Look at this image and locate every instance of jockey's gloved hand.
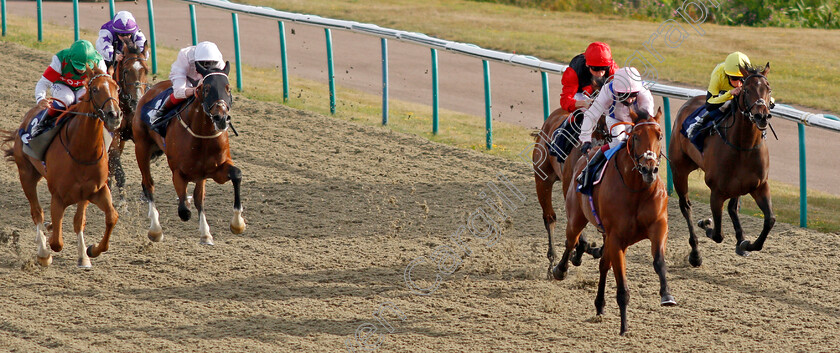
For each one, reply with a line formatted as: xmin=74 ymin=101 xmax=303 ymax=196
xmin=580 ymin=142 xmax=592 ymax=155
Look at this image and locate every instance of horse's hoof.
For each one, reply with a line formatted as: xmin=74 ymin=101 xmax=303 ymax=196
xmin=230 ymin=222 xmax=246 ymax=235
xmin=49 ymin=243 xmax=63 ymax=252
xmin=660 ymin=295 xmax=677 ymax=306
xmin=736 ymin=240 xmax=751 ymax=257
xmin=148 ymin=230 xmax=163 ymax=242
xmin=185 ymin=196 xmax=194 ymax=209
xmin=551 ymin=265 xmax=567 ymax=281
xmin=200 ymin=236 xmax=215 ymax=246
xmin=36 ymin=255 xmax=52 ymax=267
xmin=77 ymin=257 xmax=92 ymax=269
xmin=570 ymin=249 xmax=582 ymax=267
xmin=697 ymin=218 xmax=711 ymax=229
xmin=44 ymin=221 xmax=53 ymax=232
xmin=178 ymin=207 xmax=191 ymax=222
xmin=590 ymin=246 xmax=603 ymax=259
xmin=688 ymin=251 xmax=703 ymax=267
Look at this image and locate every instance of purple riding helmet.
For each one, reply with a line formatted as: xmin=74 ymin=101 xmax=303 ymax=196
xmin=112 ymin=11 xmax=138 ymax=36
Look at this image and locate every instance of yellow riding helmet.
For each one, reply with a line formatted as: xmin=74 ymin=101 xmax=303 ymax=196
xmin=724 ymin=52 xmax=751 ymax=77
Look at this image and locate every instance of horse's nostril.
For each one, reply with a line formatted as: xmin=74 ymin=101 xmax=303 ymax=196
xmin=653 ymin=167 xmax=659 ymax=174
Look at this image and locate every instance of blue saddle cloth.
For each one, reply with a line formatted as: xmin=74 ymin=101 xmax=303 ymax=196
xmin=578 ymin=142 xmax=624 ymax=196
xmin=20 ymin=109 xmax=68 ymax=160
xmin=680 ymin=105 xmax=714 ymax=152
xmin=139 ymin=88 xmax=192 ymax=138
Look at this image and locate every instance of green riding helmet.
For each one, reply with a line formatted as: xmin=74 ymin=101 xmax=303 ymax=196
xmin=68 ymin=40 xmax=103 ymax=72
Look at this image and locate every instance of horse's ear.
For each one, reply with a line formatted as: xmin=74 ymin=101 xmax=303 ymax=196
xmin=142 ymin=40 xmax=150 ymax=58
xmin=739 ymin=65 xmax=750 ymax=78
xmin=84 ymin=64 xmax=94 ymax=80
xmin=628 ymin=107 xmax=638 ymax=121
xmin=761 ymin=62 xmax=770 ymax=76
xmin=655 ymin=106 xmax=664 ymax=122
xmin=223 ymin=61 xmax=231 ymax=76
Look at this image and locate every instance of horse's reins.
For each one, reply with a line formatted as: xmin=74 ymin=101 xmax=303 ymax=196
xmin=57 ymin=73 xmax=119 ymax=165
xmin=176 ymin=72 xmax=232 ymax=139
xmin=117 ymin=55 xmax=151 ymax=111
xmin=616 ymin=120 xmax=663 ymax=193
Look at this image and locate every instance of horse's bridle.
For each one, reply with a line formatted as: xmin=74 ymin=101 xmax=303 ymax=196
xmin=735 ymin=73 xmax=772 ymax=131
xmin=625 ymin=121 xmax=663 ymax=175
xmin=196 ymin=72 xmax=232 ymax=118
xmin=117 ymin=56 xmax=150 ymax=110
xmin=56 ymin=73 xmax=121 ymax=122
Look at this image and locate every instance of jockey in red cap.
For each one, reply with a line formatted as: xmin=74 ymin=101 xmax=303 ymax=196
xmin=559 ymin=42 xmax=619 ymax=114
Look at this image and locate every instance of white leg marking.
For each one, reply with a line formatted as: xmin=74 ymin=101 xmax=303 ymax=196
xmin=148 ymin=201 xmax=163 ymax=242
xmin=199 ymin=210 xmax=214 ymax=245
xmin=35 ymin=223 xmax=52 ymax=266
xmin=77 ymin=231 xmax=91 ymax=269
xmin=230 ymin=207 xmax=246 ymax=234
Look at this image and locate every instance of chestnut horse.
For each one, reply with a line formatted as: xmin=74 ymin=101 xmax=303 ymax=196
xmin=533 ymin=77 xmax=609 ymax=278
xmin=2 ymin=67 xmax=121 ymax=268
xmin=132 ymin=61 xmax=245 ymax=245
xmin=668 ymin=64 xmax=774 ymax=266
xmin=553 ymin=108 xmax=675 ymax=335
xmin=108 ymin=40 xmax=151 ymax=200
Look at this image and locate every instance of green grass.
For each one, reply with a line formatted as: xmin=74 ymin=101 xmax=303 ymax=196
xmin=2 ymin=13 xmax=838 ymax=233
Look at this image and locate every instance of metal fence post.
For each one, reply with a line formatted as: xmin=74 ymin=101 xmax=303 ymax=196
xmin=2 ymin=0 xmax=8 ymax=36
xmin=799 ymin=123 xmax=807 ymax=227
xmin=381 ymin=38 xmax=388 ymax=125
xmin=431 ymin=48 xmax=439 ymax=135
xmin=483 ymin=60 xmax=492 ymax=150
xmin=146 ymin=0 xmax=157 ymax=74
xmin=663 ymin=97 xmax=673 ymax=195
xmin=278 ymin=21 xmax=289 ymax=102
xmin=232 ymin=13 xmax=242 ymax=92
xmin=189 ymin=4 xmax=198 ymax=46
xmin=36 ymin=0 xmax=42 ymax=42
xmin=541 ymin=71 xmax=550 ymax=120
xmin=325 ymin=28 xmax=336 ymax=114
xmin=72 ymin=0 xmax=79 ymax=41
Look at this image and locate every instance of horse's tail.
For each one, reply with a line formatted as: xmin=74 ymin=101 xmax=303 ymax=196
xmin=0 ymin=129 xmax=18 ymax=163
xmin=530 ymin=130 xmax=540 ymax=142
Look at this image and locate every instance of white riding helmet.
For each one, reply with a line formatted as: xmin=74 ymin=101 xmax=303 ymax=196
xmin=194 ymin=41 xmax=223 ymax=63
xmin=612 ymin=67 xmax=645 ymax=93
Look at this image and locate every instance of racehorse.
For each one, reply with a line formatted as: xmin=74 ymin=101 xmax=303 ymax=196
xmin=533 ymin=76 xmax=609 ymax=278
xmin=553 ymin=107 xmax=675 ymax=335
xmin=132 ymin=61 xmax=245 ymax=245
xmin=2 ymin=67 xmax=121 ymax=268
xmin=108 ymin=40 xmax=150 ymax=200
xmin=668 ymin=63 xmax=774 ymax=266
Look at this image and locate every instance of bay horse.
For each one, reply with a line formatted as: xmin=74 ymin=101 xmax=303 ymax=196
xmin=533 ymin=77 xmax=609 ymax=278
xmin=108 ymin=40 xmax=151 ymax=200
xmin=668 ymin=63 xmax=774 ymax=267
xmin=2 ymin=67 xmax=121 ymax=268
xmin=132 ymin=61 xmax=245 ymax=245
xmin=553 ymin=107 xmax=675 ymax=336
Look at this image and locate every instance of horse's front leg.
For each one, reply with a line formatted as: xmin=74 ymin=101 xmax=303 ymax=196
xmin=552 ymin=203 xmax=587 ymax=281
xmin=211 ymin=162 xmax=245 ymax=235
xmin=135 ymin=140 xmax=162 ymax=241
xmin=611 ymin=241 xmax=630 ymax=336
xmin=172 ymin=172 xmax=192 ymax=222
xmin=193 ymin=179 xmax=214 ymax=245
xmin=727 ymin=197 xmax=749 ymax=256
xmin=87 ymin=186 xmax=118 ymax=259
xmin=73 ymin=201 xmax=92 ymax=268
xmin=700 ymin=191 xmax=725 ymax=244
xmin=48 ymin=195 xmax=67 ymax=253
xmin=738 ymin=182 xmax=775 ymax=253
xmin=649 ymin=220 xmax=676 ymax=306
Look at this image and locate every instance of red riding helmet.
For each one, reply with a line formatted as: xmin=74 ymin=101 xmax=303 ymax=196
xmin=584 ymin=42 xmax=613 ymax=67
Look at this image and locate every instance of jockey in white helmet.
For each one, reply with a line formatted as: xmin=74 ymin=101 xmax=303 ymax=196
xmin=95 ymin=11 xmax=147 ymax=69
xmin=149 ymin=41 xmax=225 ymax=124
xmin=576 ymin=67 xmax=655 ymax=186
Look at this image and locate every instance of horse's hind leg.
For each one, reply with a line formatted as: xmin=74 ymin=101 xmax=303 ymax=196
xmin=738 ymin=182 xmax=775 ymax=253
xmin=535 ymin=172 xmax=558 ymax=278
xmin=73 ymin=201 xmax=92 ymax=268
xmin=17 ymin=162 xmax=50 ymax=266
xmin=87 ymin=186 xmax=118 ymax=258
xmin=192 ymin=179 xmax=213 ymax=245
xmin=552 ymin=204 xmax=587 ymax=281
xmin=727 ymin=197 xmax=749 ymax=256
xmin=594 ymin=241 xmax=614 ymax=316
xmin=135 ymin=141 xmax=162 ymax=241
xmin=211 ymin=163 xmax=245 ymax=235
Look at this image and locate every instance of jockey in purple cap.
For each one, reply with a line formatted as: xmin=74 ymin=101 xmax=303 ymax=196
xmin=95 ymin=11 xmax=147 ymax=70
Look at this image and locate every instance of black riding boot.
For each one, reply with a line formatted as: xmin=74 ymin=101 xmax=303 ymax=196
xmin=31 ymin=102 xmax=63 ymax=137
xmin=149 ymin=95 xmax=178 ymax=125
xmin=576 ymin=149 xmax=606 ymax=187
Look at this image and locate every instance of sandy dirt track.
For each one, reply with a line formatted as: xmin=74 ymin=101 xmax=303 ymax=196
xmin=1 ymin=42 xmax=840 ymax=352
xmin=4 ymin=0 xmax=840 ymax=195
